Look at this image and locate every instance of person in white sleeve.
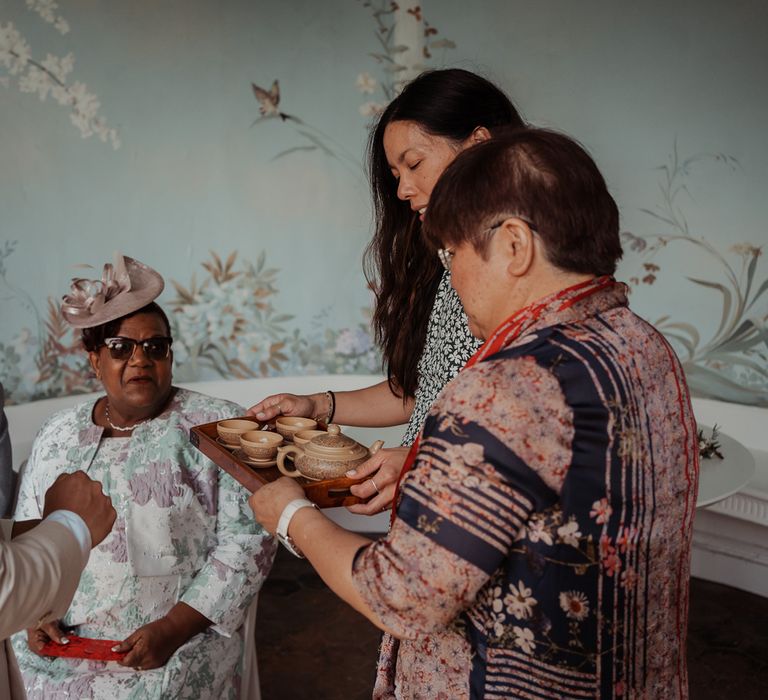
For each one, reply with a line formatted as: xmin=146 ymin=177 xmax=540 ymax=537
xmin=0 ymin=471 xmax=116 ymax=700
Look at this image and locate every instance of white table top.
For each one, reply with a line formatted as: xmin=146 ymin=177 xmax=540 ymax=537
xmin=696 ymin=425 xmax=756 ymax=508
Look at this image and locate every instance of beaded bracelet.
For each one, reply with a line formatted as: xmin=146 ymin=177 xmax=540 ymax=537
xmin=315 ymin=390 xmax=335 ymax=424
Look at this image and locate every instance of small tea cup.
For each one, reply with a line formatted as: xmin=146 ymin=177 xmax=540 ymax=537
xmin=217 ymin=419 xmax=261 ymax=446
xmin=293 ymin=429 xmax=326 ymax=447
xmin=240 ymin=430 xmax=283 ymax=461
xmin=275 ymin=416 xmax=318 ymax=442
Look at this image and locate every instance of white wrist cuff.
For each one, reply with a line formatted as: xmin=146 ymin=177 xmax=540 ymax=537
xmin=276 ymin=498 xmax=318 ymax=558
xmin=46 ymin=510 xmax=92 ymax=568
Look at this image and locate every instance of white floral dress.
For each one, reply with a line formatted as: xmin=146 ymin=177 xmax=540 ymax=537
xmin=12 ymin=388 xmax=277 ymax=700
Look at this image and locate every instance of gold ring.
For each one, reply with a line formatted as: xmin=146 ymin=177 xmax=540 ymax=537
xmin=370 ymin=478 xmax=380 ymax=494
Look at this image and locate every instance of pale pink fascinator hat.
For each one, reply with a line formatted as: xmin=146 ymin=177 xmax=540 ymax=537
xmin=61 ymin=253 xmax=165 ymax=329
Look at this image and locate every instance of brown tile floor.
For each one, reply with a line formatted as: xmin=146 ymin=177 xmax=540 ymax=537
xmin=255 ymin=546 xmax=381 ymax=700
xmin=687 ymin=578 xmax=768 ymax=699
xmin=256 ymin=547 xmax=768 ymax=699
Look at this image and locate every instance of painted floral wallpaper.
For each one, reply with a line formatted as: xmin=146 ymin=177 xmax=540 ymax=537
xmin=621 ymin=148 xmax=767 ymax=405
xmin=1 ymin=0 xmax=766 ymax=406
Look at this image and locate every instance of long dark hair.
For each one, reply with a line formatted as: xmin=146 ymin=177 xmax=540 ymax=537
xmin=364 ymin=69 xmax=525 ymax=398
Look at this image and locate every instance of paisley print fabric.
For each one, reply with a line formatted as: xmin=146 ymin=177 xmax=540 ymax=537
xmin=12 ymin=388 xmax=277 ymax=699
xmin=402 ymin=269 xmax=481 ymax=446
xmin=353 ymin=281 xmax=699 ymax=699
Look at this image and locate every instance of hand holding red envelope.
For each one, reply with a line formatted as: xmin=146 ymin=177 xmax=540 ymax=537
xmin=39 ymin=635 xmax=127 ymax=662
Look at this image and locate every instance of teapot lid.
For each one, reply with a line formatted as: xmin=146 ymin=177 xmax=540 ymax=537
xmin=304 ymin=424 xmax=368 ymax=460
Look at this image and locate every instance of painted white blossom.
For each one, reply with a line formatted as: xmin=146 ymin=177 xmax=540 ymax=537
xmin=0 ymin=22 xmax=31 ymax=74
xmin=49 ymin=82 xmax=67 ymax=104
xmin=94 ymin=117 xmax=120 ymax=148
xmin=18 ymin=53 xmax=73 ymax=101
xmin=18 ymin=65 xmax=48 ymax=96
xmin=359 ymin=100 xmax=384 ymax=117
xmin=70 ymin=80 xmax=99 ymax=113
xmin=68 ymin=80 xmax=102 ymax=137
xmin=1 ymin=21 xmax=119 ymax=148
xmin=356 ymin=71 xmax=377 ymax=94
xmin=26 ymin=0 xmax=70 ymax=35
xmin=42 ymin=52 xmax=74 ymax=81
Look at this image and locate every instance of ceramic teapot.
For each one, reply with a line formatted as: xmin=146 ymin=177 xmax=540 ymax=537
xmin=277 ymin=424 xmax=384 ymax=481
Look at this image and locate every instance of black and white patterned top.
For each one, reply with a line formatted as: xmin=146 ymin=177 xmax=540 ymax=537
xmin=401 ymin=270 xmax=481 ymax=446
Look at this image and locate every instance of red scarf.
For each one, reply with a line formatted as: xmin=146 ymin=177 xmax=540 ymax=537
xmin=390 ymin=275 xmax=615 ymax=526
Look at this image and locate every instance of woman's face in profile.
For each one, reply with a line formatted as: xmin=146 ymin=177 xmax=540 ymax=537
xmin=383 ymin=120 xmax=463 ymax=222
xmin=89 ymin=312 xmax=173 ymax=415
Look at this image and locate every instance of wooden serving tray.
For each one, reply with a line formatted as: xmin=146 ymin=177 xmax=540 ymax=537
xmin=189 ymin=418 xmax=367 ymax=508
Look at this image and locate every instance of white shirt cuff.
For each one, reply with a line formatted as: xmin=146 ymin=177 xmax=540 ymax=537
xmin=45 ymin=510 xmax=92 ymax=568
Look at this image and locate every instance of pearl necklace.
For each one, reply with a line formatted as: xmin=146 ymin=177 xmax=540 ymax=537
xmin=104 ymin=402 xmax=149 ymax=432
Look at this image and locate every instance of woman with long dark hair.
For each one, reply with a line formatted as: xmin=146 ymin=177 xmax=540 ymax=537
xmin=249 ymin=69 xmax=525 ymax=513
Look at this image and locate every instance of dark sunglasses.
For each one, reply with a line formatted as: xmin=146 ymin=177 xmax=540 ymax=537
xmin=102 ymin=336 xmax=173 ymax=361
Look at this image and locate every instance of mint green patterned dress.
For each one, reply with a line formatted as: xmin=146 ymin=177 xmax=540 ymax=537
xmin=12 ymin=388 xmax=276 ymax=700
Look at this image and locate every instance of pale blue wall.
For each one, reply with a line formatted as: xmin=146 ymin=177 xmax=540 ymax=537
xmin=1 ymin=0 xmax=766 ymax=405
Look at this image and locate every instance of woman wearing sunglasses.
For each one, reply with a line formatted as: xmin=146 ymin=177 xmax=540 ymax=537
xmin=12 ymin=255 xmax=275 ymax=700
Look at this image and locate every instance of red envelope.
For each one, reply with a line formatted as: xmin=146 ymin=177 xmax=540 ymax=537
xmin=39 ymin=635 xmax=126 ymax=662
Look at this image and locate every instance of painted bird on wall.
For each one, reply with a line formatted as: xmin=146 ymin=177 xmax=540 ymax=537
xmin=251 ymin=80 xmax=295 ymax=122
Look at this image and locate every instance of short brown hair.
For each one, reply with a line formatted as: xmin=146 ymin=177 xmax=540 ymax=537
xmin=423 ymin=128 xmax=623 ymax=276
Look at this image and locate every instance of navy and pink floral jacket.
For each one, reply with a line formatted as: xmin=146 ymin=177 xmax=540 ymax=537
xmin=354 ymin=279 xmax=699 ymax=699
